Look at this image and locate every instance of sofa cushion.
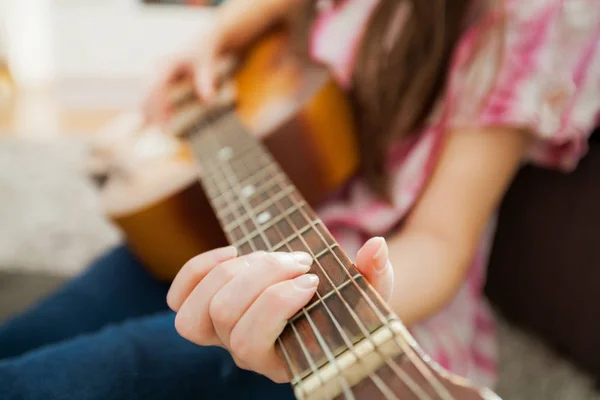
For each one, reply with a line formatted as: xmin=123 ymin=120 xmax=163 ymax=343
xmin=486 ymin=128 xmax=600 ymax=383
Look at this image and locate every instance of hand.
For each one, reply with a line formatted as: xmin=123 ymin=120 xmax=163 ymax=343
xmin=167 ymin=237 xmax=394 ymax=383
xmin=142 ymin=36 xmax=225 ymax=125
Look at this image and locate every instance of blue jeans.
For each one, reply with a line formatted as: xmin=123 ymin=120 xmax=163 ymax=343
xmin=0 ymin=246 xmax=295 ymax=400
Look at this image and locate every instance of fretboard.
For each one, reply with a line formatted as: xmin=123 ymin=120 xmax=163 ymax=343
xmin=187 ymin=110 xmax=463 ymax=400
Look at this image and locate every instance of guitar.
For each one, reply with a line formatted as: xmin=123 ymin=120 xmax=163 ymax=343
xmin=94 ymin=30 xmax=501 ymax=400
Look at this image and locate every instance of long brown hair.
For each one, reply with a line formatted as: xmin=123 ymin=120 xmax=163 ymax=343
xmin=294 ymin=0 xmax=471 ymax=199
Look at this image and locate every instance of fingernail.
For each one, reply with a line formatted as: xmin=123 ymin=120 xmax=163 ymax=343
xmin=291 ymin=252 xmax=313 ymax=266
xmin=379 ymin=261 xmax=392 ymax=275
xmin=269 ymin=252 xmax=296 ymax=266
xmin=293 ymin=274 xmax=319 ymax=290
xmin=372 ymin=237 xmax=388 ymax=272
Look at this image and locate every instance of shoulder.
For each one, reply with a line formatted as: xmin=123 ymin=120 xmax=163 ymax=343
xmin=447 ymin=0 xmax=600 ymax=170
xmin=309 ymin=0 xmax=380 ymax=87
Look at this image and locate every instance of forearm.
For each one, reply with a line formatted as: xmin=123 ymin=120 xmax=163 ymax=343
xmin=386 ymin=230 xmax=473 ymax=327
xmin=213 ymin=0 xmax=293 ymax=52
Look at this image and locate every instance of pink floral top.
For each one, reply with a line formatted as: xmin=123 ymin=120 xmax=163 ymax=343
xmin=311 ymin=0 xmax=600 ymax=388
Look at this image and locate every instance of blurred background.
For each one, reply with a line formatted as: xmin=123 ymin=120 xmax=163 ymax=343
xmin=0 ymin=0 xmax=216 ymax=138
xmin=1 ymin=1 xmax=600 ymax=399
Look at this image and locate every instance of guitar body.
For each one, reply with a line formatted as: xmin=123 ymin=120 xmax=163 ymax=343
xmin=100 ymin=31 xmax=360 ymax=282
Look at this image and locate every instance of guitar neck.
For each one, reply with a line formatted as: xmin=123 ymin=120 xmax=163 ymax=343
xmin=187 ymin=110 xmax=489 ymax=400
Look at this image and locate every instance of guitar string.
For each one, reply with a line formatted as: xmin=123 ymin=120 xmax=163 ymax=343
xmin=212 ymin=115 xmax=437 ymax=399
xmin=290 ymin=194 xmax=454 ymax=400
xmin=292 ymin=201 xmax=457 ymax=398
xmin=217 ymin=114 xmax=437 ymax=400
xmin=220 ymin=112 xmax=455 ymax=400
xmin=194 ymin=147 xmax=318 ymax=398
xmin=212 ymin=166 xmax=284 ymax=230
xmin=258 ymin=180 xmax=438 ymax=400
xmin=255 ymin=177 xmax=402 ymax=400
xmin=190 ymin=106 xmax=455 ymax=400
xmin=209 ymin=112 xmax=453 ymax=400
xmin=201 ymin=122 xmax=358 ymax=400
xmin=232 ymin=130 xmax=402 ymax=400
xmin=194 ymin=117 xmax=358 ymax=399
xmin=255 ymin=178 xmax=433 ymax=400
xmin=187 ymin=122 xmax=308 ymax=396
xmin=198 ymin=164 xmax=315 ymax=399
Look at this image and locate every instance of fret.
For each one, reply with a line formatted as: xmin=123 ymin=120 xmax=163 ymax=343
xmin=210 ymin=164 xmax=281 ymax=204
xmin=298 ymin=322 xmax=408 ymax=400
xmin=205 ymin=150 xmax=270 ymax=181
xmin=237 ymin=237 xmax=261 ymax=255
xmin=224 ymin=188 xmax=297 ymax=236
xmin=191 ymin=131 xmax=256 ymax=162
xmin=199 ymin=166 xmax=290 ymax=231
xmin=290 ymin=273 xmax=363 ymax=321
xmin=248 ymin=233 xmax=269 ymax=252
xmin=200 ymin=159 xmax=264 ymax=198
xmin=271 ymin=222 xmax=334 ymax=253
xmin=195 ymin=128 xmax=265 ymax=166
xmin=330 ymin=354 xmax=429 ymax=400
xmin=219 ymin=182 xmax=293 ymax=229
xmin=201 ymin=160 xmax=253 ymax=240
xmin=230 ymin=156 xmax=271 ymax=182
xmin=281 ymin=274 xmax=390 ymax=381
xmin=233 ymin=159 xmax=283 ymax=186
xmin=230 ymin=201 xmax=308 ymax=249
xmin=247 ymin=196 xmax=357 ymax=297
xmin=329 ymin=348 xmax=472 ymax=400
xmin=312 ymin=246 xmax=357 ymax=296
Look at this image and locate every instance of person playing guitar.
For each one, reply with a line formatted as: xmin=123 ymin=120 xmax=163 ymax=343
xmin=1 ymin=0 xmax=599 ymax=399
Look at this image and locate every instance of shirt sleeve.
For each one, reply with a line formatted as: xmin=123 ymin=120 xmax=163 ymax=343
xmin=446 ymin=0 xmax=600 ymax=171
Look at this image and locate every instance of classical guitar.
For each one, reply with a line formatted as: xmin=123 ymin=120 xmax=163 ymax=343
xmin=95 ymin=30 xmax=501 ymax=400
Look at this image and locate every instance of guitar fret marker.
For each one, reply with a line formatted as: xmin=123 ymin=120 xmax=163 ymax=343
xmin=230 ymin=202 xmax=309 ymax=248
xmin=212 ymin=165 xmax=281 ymax=202
xmin=257 ymin=211 xmax=271 ymax=224
xmin=218 ymin=146 xmax=233 ymax=161
xmin=222 ymin=186 xmax=294 ymax=230
xmin=241 ymin=185 xmax=255 ymax=197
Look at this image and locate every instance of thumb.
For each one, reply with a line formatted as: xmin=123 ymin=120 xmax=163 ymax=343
xmin=355 ymin=237 xmax=394 ymax=302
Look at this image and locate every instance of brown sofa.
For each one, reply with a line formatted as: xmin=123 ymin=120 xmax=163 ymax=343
xmin=486 ymin=128 xmax=600 ymax=384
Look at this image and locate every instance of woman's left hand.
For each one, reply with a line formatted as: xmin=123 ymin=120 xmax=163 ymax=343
xmin=166 ymin=236 xmax=394 ymax=383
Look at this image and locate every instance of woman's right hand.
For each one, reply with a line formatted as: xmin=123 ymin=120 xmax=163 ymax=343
xmin=143 ymin=35 xmax=225 ymax=125
xmin=142 ymin=0 xmax=293 ymax=125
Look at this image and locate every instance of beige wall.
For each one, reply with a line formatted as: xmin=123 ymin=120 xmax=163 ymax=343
xmin=3 ymin=0 xmax=214 ymax=110
xmin=4 ymin=0 xmax=214 ymax=85
xmin=52 ymin=1 xmax=214 ymax=80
